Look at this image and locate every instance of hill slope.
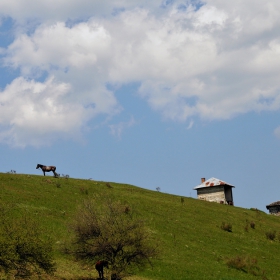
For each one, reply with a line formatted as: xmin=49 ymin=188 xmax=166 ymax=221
xmin=0 ymin=173 xmax=280 ymax=280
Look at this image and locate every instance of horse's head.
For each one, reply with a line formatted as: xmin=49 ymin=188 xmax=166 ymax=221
xmin=36 ymin=164 xmax=40 ymax=169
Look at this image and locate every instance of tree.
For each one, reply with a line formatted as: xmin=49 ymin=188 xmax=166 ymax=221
xmin=70 ymin=197 xmax=158 ymax=279
xmin=0 ymin=206 xmax=56 ymax=279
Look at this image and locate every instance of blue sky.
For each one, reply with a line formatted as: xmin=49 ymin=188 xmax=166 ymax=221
xmin=1 ymin=0 xmax=280 ymax=213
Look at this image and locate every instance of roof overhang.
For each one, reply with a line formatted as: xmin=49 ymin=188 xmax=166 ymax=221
xmin=193 ymin=177 xmax=235 ymax=190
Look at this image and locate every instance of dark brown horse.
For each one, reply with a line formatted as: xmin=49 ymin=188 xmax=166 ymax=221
xmin=36 ymin=164 xmax=57 ymax=176
xmin=95 ymin=260 xmax=109 ymax=279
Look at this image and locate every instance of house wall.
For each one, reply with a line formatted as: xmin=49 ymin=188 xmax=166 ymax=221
xmin=197 ymin=186 xmax=226 ymax=204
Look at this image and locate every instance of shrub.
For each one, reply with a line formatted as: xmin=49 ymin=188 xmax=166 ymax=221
xmin=244 ymin=220 xmax=255 ymax=232
xmin=250 ymin=221 xmax=255 ymax=229
xmin=221 ymin=222 xmax=232 ymax=232
xmin=225 ymin=255 xmax=260 ymax=276
xmin=0 ymin=206 xmax=55 ymax=278
xmin=265 ymin=230 xmax=276 ymax=241
xmin=69 ymin=197 xmax=158 ymax=279
xmin=180 ymin=197 xmax=184 ymax=205
xmin=79 ymin=187 xmax=89 ymax=195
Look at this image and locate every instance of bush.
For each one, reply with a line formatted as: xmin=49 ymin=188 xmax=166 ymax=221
xmin=0 ymin=206 xmax=55 ymax=278
xmin=225 ymin=255 xmax=260 ymax=276
xmin=221 ymin=222 xmax=232 ymax=232
xmin=244 ymin=220 xmax=255 ymax=232
xmin=69 ymin=197 xmax=158 ymax=279
xmin=265 ymin=230 xmax=276 ymax=241
xmin=79 ymin=187 xmax=89 ymax=195
xmin=250 ymin=221 xmax=255 ymax=229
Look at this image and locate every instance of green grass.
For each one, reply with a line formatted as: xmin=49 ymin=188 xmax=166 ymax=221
xmin=1 ymin=172 xmax=280 ymax=279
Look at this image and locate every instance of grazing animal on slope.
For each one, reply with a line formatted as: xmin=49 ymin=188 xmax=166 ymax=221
xmin=95 ymin=260 xmax=109 ymax=279
xmin=36 ymin=164 xmax=57 ymax=176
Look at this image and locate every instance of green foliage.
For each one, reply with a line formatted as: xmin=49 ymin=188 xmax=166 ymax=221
xmin=69 ymin=197 xmax=158 ymax=279
xmin=0 ymin=206 xmax=55 ymax=278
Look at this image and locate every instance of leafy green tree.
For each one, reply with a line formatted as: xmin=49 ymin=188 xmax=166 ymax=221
xmin=70 ymin=197 xmax=158 ymax=279
xmin=0 ymin=207 xmax=55 ymax=279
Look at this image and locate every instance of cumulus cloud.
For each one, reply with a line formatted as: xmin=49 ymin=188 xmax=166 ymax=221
xmin=0 ymin=0 xmax=163 ymax=23
xmin=1 ymin=0 xmax=280 ymax=146
xmin=0 ymin=76 xmax=119 ymax=146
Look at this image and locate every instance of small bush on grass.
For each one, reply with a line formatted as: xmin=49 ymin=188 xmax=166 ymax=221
xmin=180 ymin=197 xmax=184 ymax=205
xmin=225 ymin=255 xmax=261 ymax=276
xmin=79 ymin=187 xmax=89 ymax=195
xmin=244 ymin=220 xmax=255 ymax=232
xmin=250 ymin=221 xmax=255 ymax=229
xmin=265 ymin=230 xmax=276 ymax=241
xmin=221 ymin=222 xmax=232 ymax=232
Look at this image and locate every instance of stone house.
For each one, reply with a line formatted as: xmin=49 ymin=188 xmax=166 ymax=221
xmin=266 ymin=201 xmax=280 ymax=215
xmin=193 ymin=177 xmax=235 ymax=205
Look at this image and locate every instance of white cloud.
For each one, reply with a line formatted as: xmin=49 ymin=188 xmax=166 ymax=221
xmin=4 ymin=21 xmax=112 ymax=74
xmin=0 ymin=76 xmax=118 ymax=147
xmin=0 ymin=0 xmax=163 ymax=23
xmin=274 ymin=126 xmax=280 ymax=139
xmin=1 ymin=1 xmax=280 ymax=145
xmin=109 ymin=117 xmax=136 ymax=139
xmin=187 ymin=120 xmax=194 ymax=130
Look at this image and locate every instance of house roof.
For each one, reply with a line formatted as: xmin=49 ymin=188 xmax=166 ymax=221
xmin=266 ymin=201 xmax=280 ymax=209
xmin=193 ymin=177 xmax=235 ymax=190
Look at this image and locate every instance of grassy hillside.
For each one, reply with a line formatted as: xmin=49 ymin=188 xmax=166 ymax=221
xmin=1 ymin=173 xmax=280 ymax=280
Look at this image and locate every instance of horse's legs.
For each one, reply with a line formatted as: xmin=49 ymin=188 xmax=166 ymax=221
xmin=99 ymin=268 xmax=104 ymax=279
xmin=43 ymin=171 xmax=45 ymax=176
